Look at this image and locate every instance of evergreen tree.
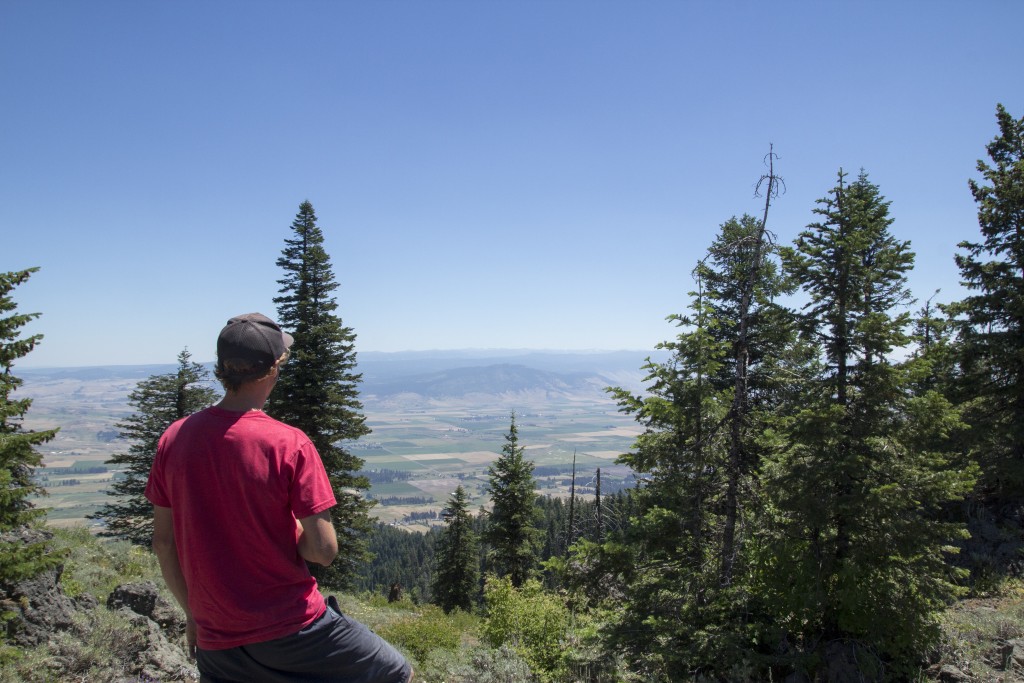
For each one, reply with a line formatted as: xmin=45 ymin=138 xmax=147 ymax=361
xmin=483 ymin=413 xmax=541 ymax=588
xmin=266 ymin=200 xmax=372 ymax=587
xmin=0 ymin=268 xmax=60 ymax=582
xmin=604 ymin=212 xmax=797 ymax=678
xmin=356 ymin=523 xmax=438 ymax=602
xmin=766 ymin=170 xmax=975 ymax=674
xmin=432 ymin=485 xmax=479 ymax=613
xmin=950 ymin=104 xmax=1024 ymax=502
xmin=909 ymin=290 xmax=958 ymax=392
xmin=90 ymin=349 xmax=217 ymax=544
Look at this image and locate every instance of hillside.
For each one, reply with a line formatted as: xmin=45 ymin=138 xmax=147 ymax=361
xmin=2 ymin=526 xmax=1021 ymax=683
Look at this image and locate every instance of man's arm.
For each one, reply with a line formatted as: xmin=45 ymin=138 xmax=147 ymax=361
xmin=152 ymin=505 xmax=196 ymax=658
xmin=296 ymin=509 xmax=338 ymax=566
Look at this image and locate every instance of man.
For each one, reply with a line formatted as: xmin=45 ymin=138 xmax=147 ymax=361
xmin=146 ymin=313 xmax=412 ymax=683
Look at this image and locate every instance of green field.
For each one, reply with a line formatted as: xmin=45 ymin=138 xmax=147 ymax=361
xmin=24 ymin=379 xmax=642 ymax=531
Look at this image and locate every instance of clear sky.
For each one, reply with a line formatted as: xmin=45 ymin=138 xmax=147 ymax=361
xmin=3 ymin=0 xmax=1022 ymax=367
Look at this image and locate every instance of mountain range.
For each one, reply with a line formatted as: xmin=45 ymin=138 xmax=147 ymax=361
xmin=17 ymin=349 xmax=666 ymax=401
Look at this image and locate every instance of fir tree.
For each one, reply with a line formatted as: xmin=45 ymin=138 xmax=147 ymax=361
xmin=432 ymin=485 xmax=479 ymax=613
xmin=605 ymin=212 xmax=796 ymax=677
xmin=0 ymin=268 xmax=59 ymax=582
xmin=767 ymin=170 xmax=975 ymax=674
xmin=950 ymin=104 xmax=1024 ymax=502
xmin=266 ymin=200 xmax=372 ymax=587
xmin=483 ymin=413 xmax=541 ymax=588
xmin=90 ymin=349 xmax=217 ymax=545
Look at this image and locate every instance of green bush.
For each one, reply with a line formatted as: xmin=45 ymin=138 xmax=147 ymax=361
xmin=376 ymin=604 xmax=462 ymax=666
xmin=483 ymin=576 xmax=571 ymax=682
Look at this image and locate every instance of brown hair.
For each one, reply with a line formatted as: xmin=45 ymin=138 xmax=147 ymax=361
xmin=215 ymin=350 xmax=289 ymax=392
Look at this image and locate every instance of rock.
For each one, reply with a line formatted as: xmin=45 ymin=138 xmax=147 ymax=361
xmin=937 ymin=663 xmax=970 ymax=682
xmin=116 ymin=611 xmax=198 ymax=681
xmin=0 ymin=528 xmax=197 ymax=680
xmin=108 ymin=580 xmax=185 ymax=636
xmin=0 ymin=529 xmax=78 ymax=647
xmin=73 ymin=591 xmax=99 ymax=610
xmin=999 ymin=638 xmax=1024 ymax=671
xmin=105 ymin=582 xmax=196 ymax=679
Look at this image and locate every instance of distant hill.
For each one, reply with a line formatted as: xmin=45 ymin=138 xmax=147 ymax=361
xmin=363 ymin=363 xmax=599 ymax=398
xmin=358 ymin=350 xmax=663 ymax=398
xmin=17 ymin=349 xmax=665 ymax=400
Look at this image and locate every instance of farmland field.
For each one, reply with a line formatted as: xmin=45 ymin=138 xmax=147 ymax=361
xmin=17 ymin=361 xmax=645 ymax=531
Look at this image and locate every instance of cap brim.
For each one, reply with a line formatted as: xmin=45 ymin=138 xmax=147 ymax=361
xmin=282 ymin=331 xmax=295 ymax=350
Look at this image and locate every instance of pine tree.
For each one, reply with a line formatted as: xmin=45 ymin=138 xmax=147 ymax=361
xmin=0 ymin=268 xmax=60 ymax=582
xmin=431 ymin=485 xmax=479 ymax=613
xmin=483 ymin=413 xmax=541 ymax=588
xmin=604 ymin=212 xmax=797 ymax=677
xmin=266 ymin=200 xmax=372 ymax=587
xmin=90 ymin=349 xmax=217 ymax=544
xmin=766 ymin=170 xmax=975 ymax=674
xmin=950 ymin=104 xmax=1024 ymax=502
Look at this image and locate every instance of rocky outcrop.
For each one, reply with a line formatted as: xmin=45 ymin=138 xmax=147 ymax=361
xmin=108 ymin=580 xmax=186 ymax=636
xmin=114 ymin=610 xmax=197 ymax=682
xmin=934 ymin=664 xmax=970 ymax=682
xmin=106 ymin=581 xmax=195 ymax=680
xmin=1 ymin=528 xmax=197 ymax=681
xmin=0 ymin=528 xmax=78 ymax=646
xmin=998 ymin=638 xmax=1024 ymax=673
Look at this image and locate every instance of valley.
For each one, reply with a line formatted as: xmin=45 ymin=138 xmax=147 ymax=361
xmin=16 ymin=351 xmax=651 ymax=532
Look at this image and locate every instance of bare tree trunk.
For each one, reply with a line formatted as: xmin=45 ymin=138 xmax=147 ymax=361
xmin=566 ymin=449 xmax=577 ymax=557
xmin=720 ymin=146 xmax=780 ymax=587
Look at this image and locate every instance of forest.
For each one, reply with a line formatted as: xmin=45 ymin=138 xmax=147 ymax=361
xmin=1 ymin=103 xmax=1023 ymax=682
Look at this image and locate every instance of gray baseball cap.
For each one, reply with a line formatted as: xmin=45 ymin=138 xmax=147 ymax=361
xmin=216 ymin=313 xmax=294 ymax=368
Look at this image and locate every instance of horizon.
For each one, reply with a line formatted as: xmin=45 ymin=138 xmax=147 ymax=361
xmin=15 ymin=346 xmax=663 ymax=371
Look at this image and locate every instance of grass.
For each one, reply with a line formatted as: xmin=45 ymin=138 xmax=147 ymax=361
xmin=934 ymin=579 xmax=1024 ymax=681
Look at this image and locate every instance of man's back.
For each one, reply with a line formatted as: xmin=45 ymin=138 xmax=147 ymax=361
xmin=146 ymin=406 xmax=335 ymax=649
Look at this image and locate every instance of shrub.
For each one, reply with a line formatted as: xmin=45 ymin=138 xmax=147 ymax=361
xmin=376 ymin=604 xmax=462 ymax=666
xmin=483 ymin=576 xmax=571 ymax=682
xmin=423 ymin=644 xmax=535 ymax=683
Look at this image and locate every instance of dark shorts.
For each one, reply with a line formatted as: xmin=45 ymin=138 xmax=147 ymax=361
xmin=195 ymin=597 xmax=411 ymax=683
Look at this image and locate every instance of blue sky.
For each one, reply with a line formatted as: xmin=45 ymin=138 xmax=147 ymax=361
xmin=3 ymin=1 xmax=1022 ymax=367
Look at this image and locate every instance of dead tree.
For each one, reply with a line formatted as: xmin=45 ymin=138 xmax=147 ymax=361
xmin=720 ymin=146 xmax=782 ymax=587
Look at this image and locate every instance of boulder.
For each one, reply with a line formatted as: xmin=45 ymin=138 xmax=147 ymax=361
xmin=936 ymin=663 xmax=970 ymax=682
xmin=107 ymin=580 xmax=185 ymax=636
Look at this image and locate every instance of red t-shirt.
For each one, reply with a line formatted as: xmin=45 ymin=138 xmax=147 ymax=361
xmin=145 ymin=407 xmax=337 ymax=650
